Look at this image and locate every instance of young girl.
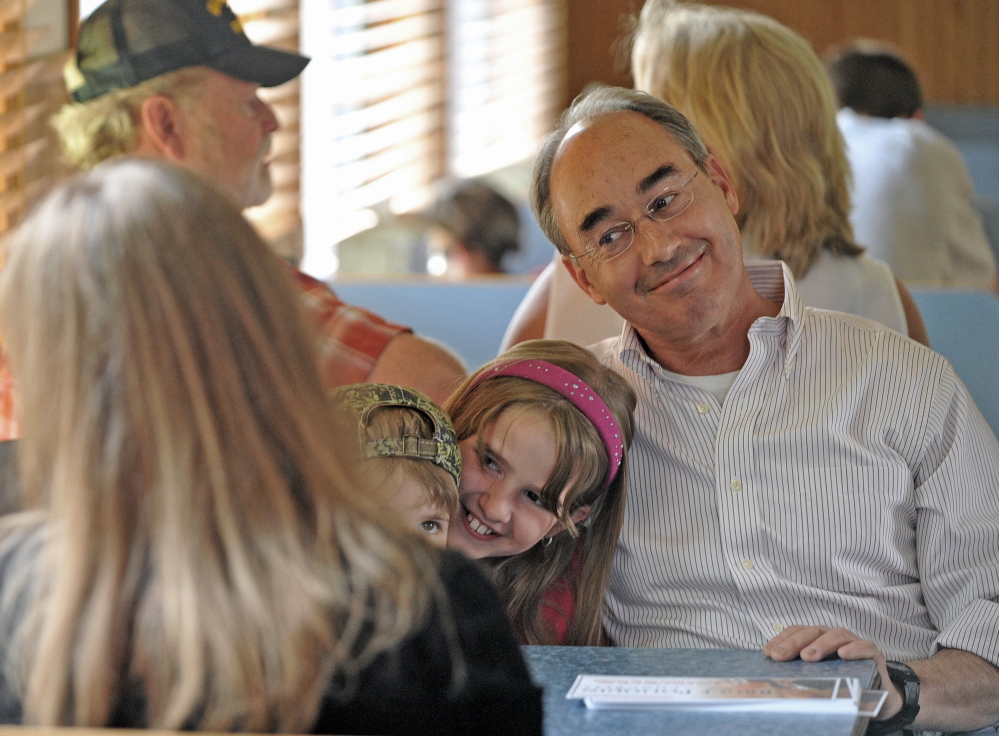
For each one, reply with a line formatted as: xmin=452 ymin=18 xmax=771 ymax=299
xmin=444 ymin=340 xmax=636 ymax=645
xmin=336 ymin=383 xmax=461 ymax=548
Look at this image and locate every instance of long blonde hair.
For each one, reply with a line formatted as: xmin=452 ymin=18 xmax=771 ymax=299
xmin=0 ymin=159 xmax=438 ymax=730
xmin=631 ymin=1 xmax=862 ymax=278
xmin=445 ymin=340 xmax=635 ymax=646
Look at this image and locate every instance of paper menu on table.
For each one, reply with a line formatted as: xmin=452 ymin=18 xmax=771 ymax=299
xmin=565 ymin=675 xmax=887 ymax=715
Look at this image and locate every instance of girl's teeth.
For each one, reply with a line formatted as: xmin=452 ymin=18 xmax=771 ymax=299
xmin=467 ymin=512 xmax=495 ymax=535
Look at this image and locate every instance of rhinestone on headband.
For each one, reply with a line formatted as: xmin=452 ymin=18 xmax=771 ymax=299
xmin=467 ymin=360 xmax=624 ymax=495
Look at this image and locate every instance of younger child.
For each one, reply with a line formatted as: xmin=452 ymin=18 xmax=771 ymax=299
xmin=337 ymin=383 xmax=461 ymax=548
xmin=444 ymin=340 xmax=636 ymax=645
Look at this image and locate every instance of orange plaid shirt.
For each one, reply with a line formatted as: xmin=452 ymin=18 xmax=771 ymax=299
xmin=0 ymin=347 xmax=14 ymax=441
xmin=0 ymin=271 xmax=409 ymax=441
xmin=294 ymin=270 xmax=409 ymax=387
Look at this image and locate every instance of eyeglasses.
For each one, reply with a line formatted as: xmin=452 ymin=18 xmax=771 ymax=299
xmin=570 ymin=169 xmax=699 ymax=264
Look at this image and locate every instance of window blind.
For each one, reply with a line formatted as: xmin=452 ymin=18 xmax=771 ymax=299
xmin=300 ymin=0 xmax=446 ymax=276
xmin=448 ymin=0 xmax=565 ymax=178
xmin=0 ymin=0 xmax=70 ymax=237
xmin=300 ymin=0 xmax=565 ymax=279
xmin=230 ymin=0 xmax=304 ymax=262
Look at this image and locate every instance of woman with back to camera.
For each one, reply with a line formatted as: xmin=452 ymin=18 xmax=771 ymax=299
xmin=504 ymin=0 xmax=929 ymax=349
xmin=0 ymin=159 xmax=541 ymax=734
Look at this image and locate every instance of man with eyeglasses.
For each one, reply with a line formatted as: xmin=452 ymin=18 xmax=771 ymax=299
xmin=531 ymin=86 xmax=999 ymax=735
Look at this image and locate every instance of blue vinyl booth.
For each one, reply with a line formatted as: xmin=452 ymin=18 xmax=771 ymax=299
xmin=331 ymin=278 xmax=533 ymax=372
xmin=910 ymin=289 xmax=999 ymax=438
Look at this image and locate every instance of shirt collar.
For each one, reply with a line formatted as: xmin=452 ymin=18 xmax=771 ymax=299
xmin=618 ymin=259 xmax=806 ymax=373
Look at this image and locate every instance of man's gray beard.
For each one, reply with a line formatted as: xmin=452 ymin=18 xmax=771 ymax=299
xmin=242 ymin=168 xmax=273 ymax=209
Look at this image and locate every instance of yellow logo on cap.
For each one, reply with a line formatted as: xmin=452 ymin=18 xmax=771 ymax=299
xmin=63 ymin=55 xmax=86 ymax=94
xmin=206 ymin=0 xmax=225 ymax=16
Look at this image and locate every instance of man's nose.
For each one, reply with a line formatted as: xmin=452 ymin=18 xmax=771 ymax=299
xmin=259 ymin=99 xmax=280 ymax=135
xmin=634 ymin=217 xmax=682 ymax=265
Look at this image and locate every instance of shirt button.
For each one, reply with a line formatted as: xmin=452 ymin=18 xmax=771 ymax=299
xmin=696 ymin=403 xmax=710 ymax=414
xmin=730 ymin=479 xmax=742 ymax=491
xmin=741 ymin=559 xmax=755 ymax=570
xmin=772 ymin=622 xmax=784 ymax=633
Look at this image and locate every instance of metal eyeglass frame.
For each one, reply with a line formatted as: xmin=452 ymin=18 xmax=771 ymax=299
xmin=569 ymin=169 xmax=700 ymax=264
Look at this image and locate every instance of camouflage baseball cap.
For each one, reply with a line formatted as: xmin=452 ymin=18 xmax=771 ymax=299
xmin=336 ymin=383 xmax=462 ymax=486
xmin=67 ymin=0 xmax=310 ymax=103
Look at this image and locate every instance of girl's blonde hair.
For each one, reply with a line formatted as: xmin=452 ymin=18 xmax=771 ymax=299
xmin=0 ymin=159 xmax=441 ymax=730
xmin=445 ymin=340 xmax=636 ymax=646
xmin=631 ymin=1 xmax=862 ymax=278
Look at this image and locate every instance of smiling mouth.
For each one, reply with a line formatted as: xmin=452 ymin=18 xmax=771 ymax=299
xmin=464 ymin=507 xmax=497 ymax=537
xmin=640 ymin=243 xmax=707 ymax=294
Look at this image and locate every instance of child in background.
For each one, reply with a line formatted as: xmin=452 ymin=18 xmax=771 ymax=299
xmin=428 ymin=179 xmax=521 ymax=277
xmin=337 ymin=383 xmax=461 ymax=548
xmin=444 ymin=340 xmax=636 ymax=645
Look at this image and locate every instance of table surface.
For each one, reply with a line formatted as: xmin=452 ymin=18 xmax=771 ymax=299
xmin=522 ymin=646 xmax=878 ymax=736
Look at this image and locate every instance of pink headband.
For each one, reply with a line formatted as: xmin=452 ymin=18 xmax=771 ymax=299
xmin=468 ymin=359 xmax=624 ymax=495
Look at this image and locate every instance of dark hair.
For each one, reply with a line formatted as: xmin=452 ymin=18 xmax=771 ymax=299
xmin=433 ymin=180 xmax=520 ymax=270
xmin=530 ymin=86 xmax=709 ymax=256
xmin=825 ymin=42 xmax=923 ymax=119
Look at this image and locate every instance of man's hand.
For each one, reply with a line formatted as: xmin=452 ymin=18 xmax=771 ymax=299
xmin=764 ymin=627 xmax=999 ymax=730
xmin=762 ymin=625 xmax=903 ymax=721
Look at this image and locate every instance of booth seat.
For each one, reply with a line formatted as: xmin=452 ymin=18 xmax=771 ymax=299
xmin=910 ymin=288 xmax=999 ymax=438
xmin=330 ymin=277 xmax=533 ymax=372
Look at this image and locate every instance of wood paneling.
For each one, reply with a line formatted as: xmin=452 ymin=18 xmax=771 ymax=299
xmin=565 ymin=0 xmax=999 ymax=108
xmin=565 ymin=0 xmax=638 ymax=106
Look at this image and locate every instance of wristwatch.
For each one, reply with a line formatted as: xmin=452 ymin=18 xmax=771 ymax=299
xmin=867 ymin=660 xmax=920 ymax=736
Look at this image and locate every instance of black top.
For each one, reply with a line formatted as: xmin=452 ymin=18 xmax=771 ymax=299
xmin=0 ymin=530 xmax=543 ymax=736
xmin=312 ymin=551 xmax=544 ymax=735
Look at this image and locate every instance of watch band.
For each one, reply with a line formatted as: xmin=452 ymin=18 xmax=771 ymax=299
xmin=866 ymin=660 xmax=920 ymax=736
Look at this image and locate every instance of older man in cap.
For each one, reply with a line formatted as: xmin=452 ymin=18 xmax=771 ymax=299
xmin=0 ymin=0 xmax=464 ymax=440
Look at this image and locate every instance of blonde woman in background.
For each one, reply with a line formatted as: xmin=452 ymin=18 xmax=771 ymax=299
xmin=503 ymin=0 xmax=928 ymax=349
xmin=0 ymin=160 xmax=541 ymax=734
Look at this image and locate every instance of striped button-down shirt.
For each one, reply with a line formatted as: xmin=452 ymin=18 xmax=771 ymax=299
xmin=592 ymin=261 xmax=999 ymax=667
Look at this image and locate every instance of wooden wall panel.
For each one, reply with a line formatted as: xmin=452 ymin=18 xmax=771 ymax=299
xmin=565 ymin=0 xmax=999 ymax=109
xmin=565 ymin=0 xmax=637 ymax=105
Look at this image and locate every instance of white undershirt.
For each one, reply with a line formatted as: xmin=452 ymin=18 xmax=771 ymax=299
xmin=656 ymin=368 xmax=741 ymax=405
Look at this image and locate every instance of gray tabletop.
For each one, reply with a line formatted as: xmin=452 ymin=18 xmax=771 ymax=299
xmin=523 ymin=646 xmax=877 ymax=736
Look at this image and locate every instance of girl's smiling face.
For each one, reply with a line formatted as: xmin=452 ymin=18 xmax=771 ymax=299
xmin=447 ymin=407 xmax=564 ymax=559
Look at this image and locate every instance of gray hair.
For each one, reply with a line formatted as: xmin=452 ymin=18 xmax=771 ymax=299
xmin=530 ymin=86 xmax=709 ymax=255
xmin=50 ymin=67 xmax=210 ymax=171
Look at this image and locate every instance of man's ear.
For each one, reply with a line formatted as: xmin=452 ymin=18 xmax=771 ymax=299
xmin=560 ymin=253 xmax=608 ymax=306
xmin=136 ymin=95 xmax=188 ymax=162
xmin=705 ymin=153 xmax=740 ymax=218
